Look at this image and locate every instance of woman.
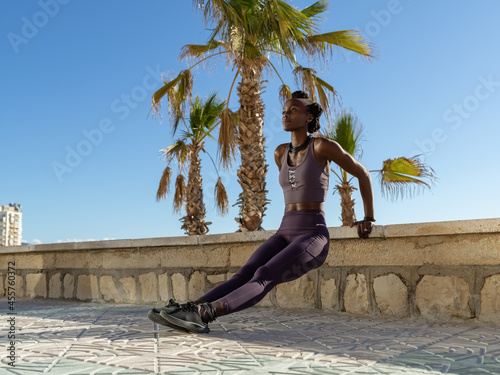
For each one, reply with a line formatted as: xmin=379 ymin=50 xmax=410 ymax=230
xmin=148 ymin=91 xmax=375 ymax=333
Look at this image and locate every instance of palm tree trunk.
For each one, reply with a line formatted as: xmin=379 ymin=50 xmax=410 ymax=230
xmin=181 ymin=144 xmax=210 ymax=235
xmin=235 ymin=65 xmax=268 ymax=231
xmin=336 ymin=181 xmax=356 ymax=226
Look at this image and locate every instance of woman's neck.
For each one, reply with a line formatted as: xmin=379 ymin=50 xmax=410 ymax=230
xmin=290 ymin=131 xmax=309 ymax=148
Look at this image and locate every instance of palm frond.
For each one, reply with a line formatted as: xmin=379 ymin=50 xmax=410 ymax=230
xmin=156 ymin=166 xmax=172 ymax=201
xmin=151 ymin=72 xmax=182 ymax=118
xmin=300 ymin=1 xmax=327 ymax=21
xmin=189 ymin=92 xmax=226 ymax=144
xmin=258 ymin=0 xmax=313 ymax=60
xmin=166 ymin=86 xmax=186 ymax=135
xmin=180 ymin=40 xmax=228 ymax=60
xmin=177 ymin=69 xmax=193 ymax=109
xmin=320 ymin=111 xmax=364 ymax=157
xmin=160 ymin=140 xmax=189 ymax=171
xmin=188 ymin=95 xmax=204 ymax=140
xmin=273 ymin=0 xmax=314 ymax=35
xmin=173 ymin=174 xmax=186 ymax=213
xmin=242 ymin=40 xmax=267 ymax=67
xmin=214 ymin=177 xmax=229 ymax=216
xmin=377 ymin=156 xmax=437 ymax=201
xmin=202 ymin=92 xmax=226 ymax=124
xmin=178 ymin=129 xmax=193 ymax=142
xmin=292 ymin=66 xmax=317 ymax=101
xmin=315 ymin=76 xmax=337 ymax=122
xmin=151 ymin=70 xmax=193 ymax=133
xmin=278 ymin=84 xmax=292 ymax=105
xmin=292 ymin=65 xmax=337 ymax=121
xmin=305 ymin=30 xmax=375 ymax=60
xmin=219 ymin=107 xmax=238 ymax=170
xmin=193 ymin=0 xmax=243 ymax=31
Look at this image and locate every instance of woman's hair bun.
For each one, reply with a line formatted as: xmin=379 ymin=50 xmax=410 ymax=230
xmin=290 ymin=90 xmax=323 ymax=133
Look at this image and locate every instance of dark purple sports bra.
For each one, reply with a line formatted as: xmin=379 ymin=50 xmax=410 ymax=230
xmin=278 ymin=136 xmax=330 ymax=205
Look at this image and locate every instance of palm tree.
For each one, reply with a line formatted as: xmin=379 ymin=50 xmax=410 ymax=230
xmin=151 ymin=0 xmax=374 ymax=231
xmin=156 ymin=92 xmax=229 ymax=235
xmin=320 ymin=111 xmax=436 ymax=226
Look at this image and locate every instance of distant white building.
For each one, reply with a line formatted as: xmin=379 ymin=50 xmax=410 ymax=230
xmin=0 ymin=203 xmax=22 ymax=246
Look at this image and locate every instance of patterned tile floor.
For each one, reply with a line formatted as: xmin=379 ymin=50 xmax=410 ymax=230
xmin=1 ymin=300 xmax=500 ymax=374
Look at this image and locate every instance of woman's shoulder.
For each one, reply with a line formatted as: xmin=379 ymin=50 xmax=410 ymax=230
xmin=312 ymin=135 xmax=340 ymax=150
xmin=312 ymin=135 xmax=330 ymax=152
xmin=312 ymin=136 xmax=344 ymax=162
xmin=312 ymin=135 xmax=332 ymax=145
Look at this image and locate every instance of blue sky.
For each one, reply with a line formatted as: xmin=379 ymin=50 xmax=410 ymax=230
xmin=1 ymin=0 xmax=499 ymax=244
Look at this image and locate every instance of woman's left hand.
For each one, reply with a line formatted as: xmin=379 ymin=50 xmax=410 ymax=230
xmin=350 ymin=220 xmax=374 ymax=239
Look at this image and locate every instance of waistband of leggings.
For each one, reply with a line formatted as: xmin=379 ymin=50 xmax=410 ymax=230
xmin=280 ymin=210 xmax=326 ymax=226
xmin=282 ymin=209 xmax=325 ymax=217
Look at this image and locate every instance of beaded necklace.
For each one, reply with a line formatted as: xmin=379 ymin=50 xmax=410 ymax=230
xmin=289 ymin=135 xmax=311 ymax=152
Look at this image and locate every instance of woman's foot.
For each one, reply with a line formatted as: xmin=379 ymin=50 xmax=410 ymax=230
xmin=159 ymin=301 xmax=217 ymax=333
xmin=147 ymin=299 xmax=189 ymax=331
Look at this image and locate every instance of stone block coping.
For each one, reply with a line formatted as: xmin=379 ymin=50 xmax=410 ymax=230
xmin=1 ymin=218 xmax=499 ymax=254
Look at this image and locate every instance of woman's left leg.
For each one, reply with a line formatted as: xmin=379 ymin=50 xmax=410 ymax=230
xmin=194 ymin=232 xmax=289 ymax=304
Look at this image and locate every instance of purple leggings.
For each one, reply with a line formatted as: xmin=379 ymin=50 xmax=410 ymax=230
xmin=200 ymin=210 xmax=330 ymax=314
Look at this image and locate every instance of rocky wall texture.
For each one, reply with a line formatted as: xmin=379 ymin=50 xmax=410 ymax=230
xmin=1 ymin=218 xmax=499 ymax=323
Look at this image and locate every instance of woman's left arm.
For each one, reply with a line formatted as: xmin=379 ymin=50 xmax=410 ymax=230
xmin=316 ymin=138 xmax=375 ymax=238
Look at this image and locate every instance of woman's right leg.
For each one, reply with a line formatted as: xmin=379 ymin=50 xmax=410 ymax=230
xmin=196 ymin=233 xmax=289 ymax=304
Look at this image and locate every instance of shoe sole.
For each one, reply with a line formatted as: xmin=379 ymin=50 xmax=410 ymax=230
xmin=147 ymin=309 xmax=190 ymax=332
xmin=160 ymin=310 xmax=210 ymax=334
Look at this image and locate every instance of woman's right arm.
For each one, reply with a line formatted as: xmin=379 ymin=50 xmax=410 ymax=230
xmin=274 ymin=144 xmax=287 ymax=171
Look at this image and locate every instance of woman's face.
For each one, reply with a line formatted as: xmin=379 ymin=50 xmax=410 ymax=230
xmin=282 ymin=99 xmax=311 ymax=132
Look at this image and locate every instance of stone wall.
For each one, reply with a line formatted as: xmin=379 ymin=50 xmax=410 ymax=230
xmin=1 ymin=218 xmax=499 ymax=323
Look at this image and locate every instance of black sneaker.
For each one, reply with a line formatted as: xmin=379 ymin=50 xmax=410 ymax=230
xmin=147 ymin=299 xmax=188 ymax=331
xmin=160 ymin=301 xmax=210 ymax=333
